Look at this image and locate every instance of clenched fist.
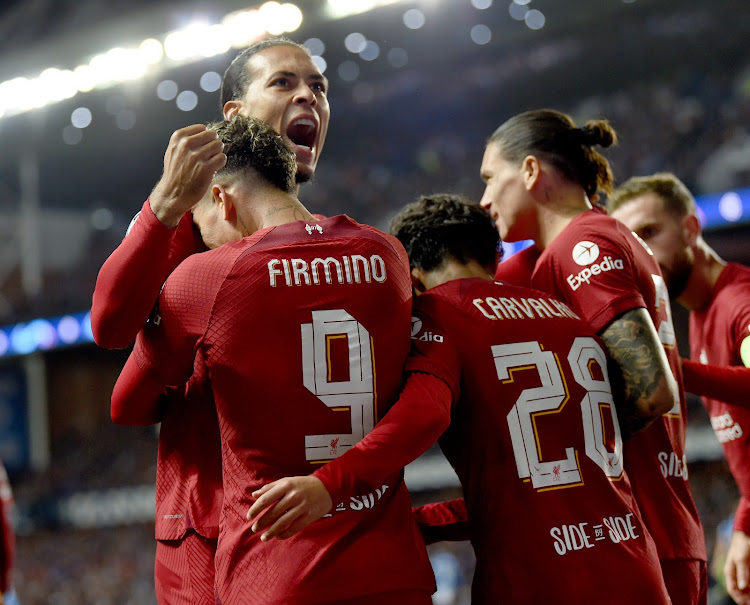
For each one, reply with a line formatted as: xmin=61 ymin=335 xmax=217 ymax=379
xmin=149 ymin=124 xmax=227 ymax=228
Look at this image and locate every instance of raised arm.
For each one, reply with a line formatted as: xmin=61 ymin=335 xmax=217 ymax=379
xmin=599 ymin=307 xmax=679 ymax=437
xmin=91 ymin=124 xmax=224 ymax=349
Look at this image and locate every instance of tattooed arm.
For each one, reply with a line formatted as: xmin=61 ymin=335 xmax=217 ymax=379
xmin=599 ymin=307 xmax=679 ymax=438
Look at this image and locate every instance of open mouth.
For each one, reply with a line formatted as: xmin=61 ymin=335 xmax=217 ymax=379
xmin=286 ymin=118 xmax=317 ymax=152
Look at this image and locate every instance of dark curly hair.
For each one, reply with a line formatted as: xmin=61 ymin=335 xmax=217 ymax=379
xmin=390 ymin=193 xmax=501 ymax=273
xmin=488 ymin=109 xmax=618 ymax=199
xmin=220 ymin=37 xmax=309 ymax=109
xmin=209 ymin=116 xmax=296 ymax=193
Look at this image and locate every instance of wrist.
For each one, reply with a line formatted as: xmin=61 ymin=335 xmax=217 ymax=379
xmin=149 ymin=187 xmax=183 ymax=229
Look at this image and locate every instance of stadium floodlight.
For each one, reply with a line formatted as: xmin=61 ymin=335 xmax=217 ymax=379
xmin=326 ymin=0 xmax=405 ymax=20
xmin=139 ymin=38 xmax=165 ymax=65
xmin=72 ymin=65 xmax=97 ymax=93
xmin=39 ymin=68 xmax=78 ymax=103
xmin=0 ymin=3 xmax=304 ymax=121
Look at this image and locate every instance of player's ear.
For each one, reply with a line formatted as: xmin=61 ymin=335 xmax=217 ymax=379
xmin=223 ymin=100 xmax=242 ymax=120
xmin=521 ymin=155 xmax=540 ymax=191
xmin=411 ymin=268 xmax=428 ymax=295
xmin=210 ymin=184 xmax=232 ymax=220
xmin=683 ymin=213 xmax=701 ymax=246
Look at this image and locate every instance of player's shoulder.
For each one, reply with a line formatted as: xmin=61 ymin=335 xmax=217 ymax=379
xmin=555 ymin=209 xmax=629 ymax=248
xmin=420 ymin=277 xmax=570 ymax=311
xmin=333 ymin=215 xmax=404 ymax=247
xmin=545 ymin=209 xmax=646 ymax=275
xmin=495 ymin=244 xmax=540 ymax=286
xmin=722 ymin=262 xmax=750 ymax=287
xmin=328 ymin=215 xmax=411 ymax=268
xmin=710 ymin=263 xmax=750 ymax=307
xmin=168 ymin=239 xmax=243 ymax=283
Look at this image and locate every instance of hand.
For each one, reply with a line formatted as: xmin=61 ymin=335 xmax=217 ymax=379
xmin=726 ymin=530 xmax=750 ymax=604
xmin=247 ymin=476 xmax=333 ymax=541
xmin=150 ymin=124 xmax=227 ymax=228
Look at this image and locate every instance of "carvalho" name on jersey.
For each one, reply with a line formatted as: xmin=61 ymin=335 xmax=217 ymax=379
xmin=268 ymin=255 xmax=387 ymax=287
xmin=473 ymin=296 xmax=580 ymax=321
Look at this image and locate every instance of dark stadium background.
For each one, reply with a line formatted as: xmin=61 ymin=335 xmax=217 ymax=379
xmin=0 ymin=0 xmax=748 ymax=602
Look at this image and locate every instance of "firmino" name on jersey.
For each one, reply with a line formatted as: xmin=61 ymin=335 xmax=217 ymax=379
xmin=268 ymin=255 xmax=387 ymax=287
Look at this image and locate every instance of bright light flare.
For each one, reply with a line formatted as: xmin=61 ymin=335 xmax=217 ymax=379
xmin=0 ymin=4 xmax=304 ymax=119
xmin=223 ymin=10 xmax=266 ymax=48
xmin=139 ymin=38 xmax=164 ymax=64
xmin=326 ymin=0 xmax=402 ymax=19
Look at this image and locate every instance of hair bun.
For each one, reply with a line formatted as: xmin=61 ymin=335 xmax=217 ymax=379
xmin=580 ymin=120 xmax=617 ymax=148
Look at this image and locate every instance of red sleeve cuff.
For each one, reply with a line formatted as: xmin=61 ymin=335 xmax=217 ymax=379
xmin=412 ymin=499 xmax=470 ymax=545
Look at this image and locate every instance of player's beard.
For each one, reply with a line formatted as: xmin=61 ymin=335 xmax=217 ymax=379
xmin=665 ymin=257 xmax=693 ymax=300
xmin=296 ymin=164 xmax=314 ymax=184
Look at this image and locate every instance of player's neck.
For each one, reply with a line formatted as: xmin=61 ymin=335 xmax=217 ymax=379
xmin=533 ymin=181 xmax=592 ymax=250
xmin=416 ymin=260 xmax=493 ymax=292
xmin=249 ymin=188 xmax=318 ymax=231
xmin=678 ymin=237 xmax=726 ymax=311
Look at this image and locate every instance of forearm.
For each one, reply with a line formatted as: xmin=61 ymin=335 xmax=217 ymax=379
xmin=92 ymin=201 xmax=175 ymax=348
xmin=735 ymin=496 xmax=750 ymax=535
xmin=91 ymin=201 xmax=200 ymax=349
xmin=412 ymin=499 xmax=469 ymax=544
xmin=313 ymin=372 xmax=452 ymax=504
xmin=682 ymin=359 xmax=750 ymax=407
xmin=600 ymin=307 xmax=679 ymax=437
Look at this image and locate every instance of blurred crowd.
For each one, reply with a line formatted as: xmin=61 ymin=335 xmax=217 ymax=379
xmin=6 ymin=46 xmax=750 ymax=323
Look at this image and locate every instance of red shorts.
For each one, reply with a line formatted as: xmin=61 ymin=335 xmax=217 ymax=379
xmin=660 ymin=558 xmax=707 ymax=605
xmin=155 ymin=530 xmax=219 ymax=605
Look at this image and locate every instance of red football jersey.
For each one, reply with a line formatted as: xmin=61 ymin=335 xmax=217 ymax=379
xmin=690 ymin=262 xmax=750 ymax=533
xmin=494 ymin=242 xmax=540 ymax=287
xmin=96 ymin=200 xmax=221 ymax=542
xmin=129 ymin=215 xmax=435 ymax=604
xmin=406 ymin=278 xmax=668 ymax=604
xmin=0 ymin=461 xmax=14 ymax=593
xmin=529 ymin=208 xmax=706 ymax=562
xmin=91 ymin=199 xmax=205 ymax=349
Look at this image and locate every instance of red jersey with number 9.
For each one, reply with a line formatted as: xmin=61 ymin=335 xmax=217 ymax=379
xmin=406 ymin=278 xmax=668 ymax=604
xmin=528 ymin=208 xmax=705 ymax=563
xmin=131 ymin=215 xmax=435 ymax=604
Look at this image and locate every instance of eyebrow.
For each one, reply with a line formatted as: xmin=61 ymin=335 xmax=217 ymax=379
xmin=269 ymin=70 xmax=328 ymax=87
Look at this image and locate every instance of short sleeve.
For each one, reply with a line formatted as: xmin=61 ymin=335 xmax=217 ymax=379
xmin=533 ymin=222 xmax=647 ymax=332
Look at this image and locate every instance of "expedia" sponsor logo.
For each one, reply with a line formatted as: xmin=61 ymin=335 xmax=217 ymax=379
xmin=567 ymin=256 xmax=624 ymax=291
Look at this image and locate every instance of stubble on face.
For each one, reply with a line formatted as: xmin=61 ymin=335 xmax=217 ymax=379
xmin=236 ymin=46 xmax=329 ymax=186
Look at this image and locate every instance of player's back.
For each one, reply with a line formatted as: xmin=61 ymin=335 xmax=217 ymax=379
xmin=409 ymin=278 xmax=668 ymax=604
xmin=194 ymin=215 xmax=434 ymax=604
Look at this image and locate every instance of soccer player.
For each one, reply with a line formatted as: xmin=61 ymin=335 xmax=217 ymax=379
xmin=247 ymin=194 xmax=670 ymax=604
xmin=608 ymin=172 xmax=750 ymax=605
xmin=91 ymin=37 xmax=330 ymax=603
xmin=111 ymin=115 xmax=435 ymax=604
xmin=483 ymin=110 xmax=707 ymax=604
xmin=0 ymin=460 xmax=15 ymax=605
